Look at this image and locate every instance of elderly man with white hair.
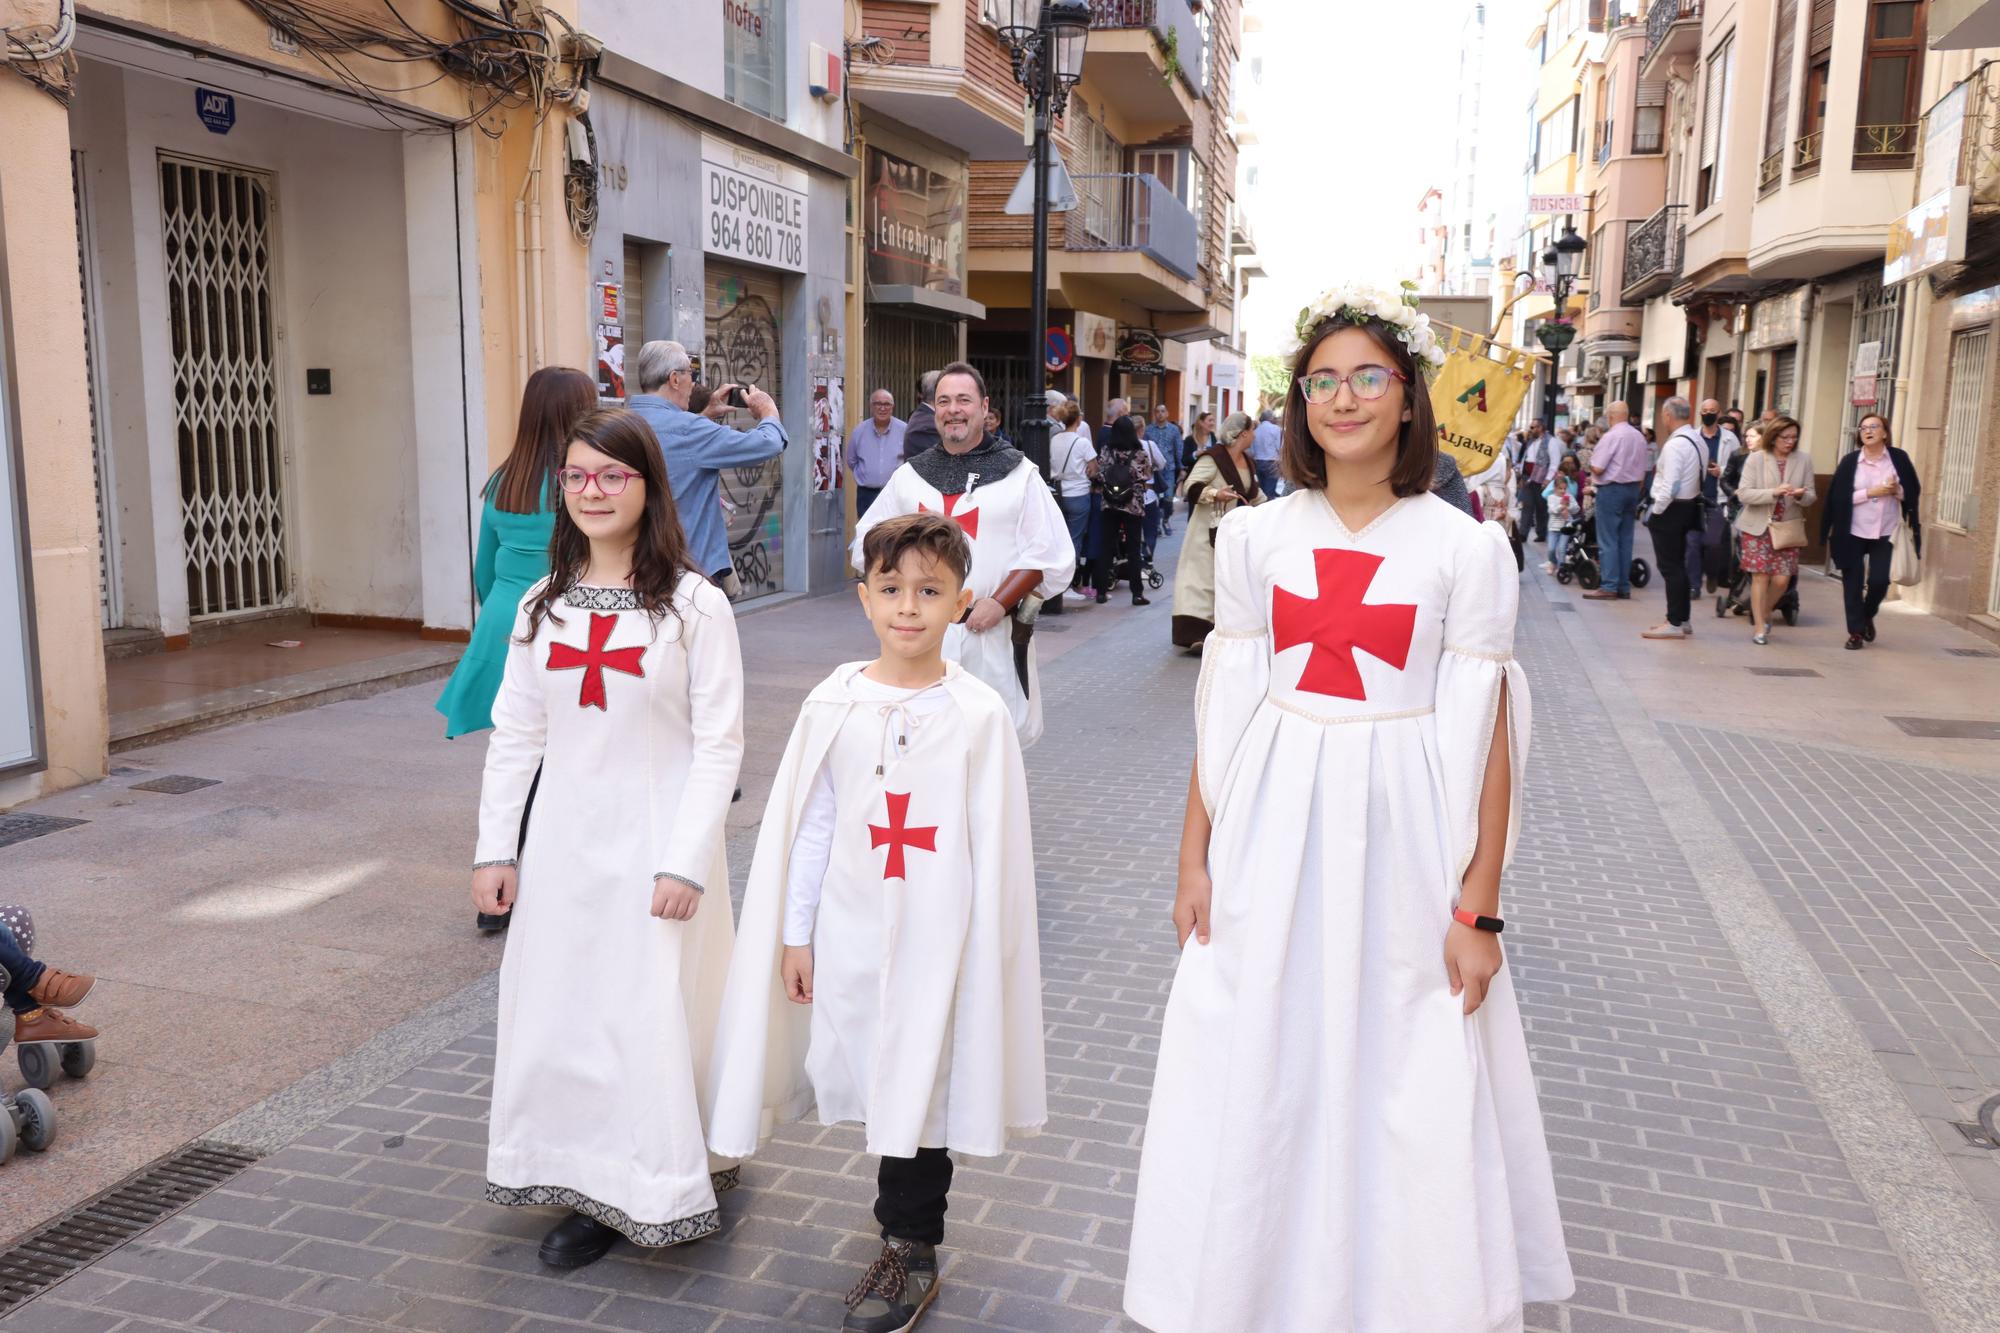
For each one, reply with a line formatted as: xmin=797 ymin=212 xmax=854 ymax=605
xmin=627 ymin=340 xmax=786 ymax=596
xmin=1643 ymin=396 xmax=1706 ymax=640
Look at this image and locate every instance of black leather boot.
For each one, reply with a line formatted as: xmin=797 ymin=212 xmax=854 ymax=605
xmin=476 ymin=911 xmax=511 ymax=933
xmin=538 ymin=1212 xmax=619 ymax=1268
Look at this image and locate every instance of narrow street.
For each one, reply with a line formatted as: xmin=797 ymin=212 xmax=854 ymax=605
xmin=5 ymin=529 xmax=2000 ymax=1332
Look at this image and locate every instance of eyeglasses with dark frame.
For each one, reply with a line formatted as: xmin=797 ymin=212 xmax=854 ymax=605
xmin=1297 ymin=365 xmax=1408 ymax=405
xmin=558 ymin=466 xmax=641 ymax=496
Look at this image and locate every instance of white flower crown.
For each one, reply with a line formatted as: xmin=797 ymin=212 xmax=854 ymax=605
xmin=1291 ymin=280 xmax=1448 ymax=371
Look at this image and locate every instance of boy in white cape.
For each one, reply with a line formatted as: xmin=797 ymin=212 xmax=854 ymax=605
xmin=705 ymin=512 xmax=1046 ymax=1333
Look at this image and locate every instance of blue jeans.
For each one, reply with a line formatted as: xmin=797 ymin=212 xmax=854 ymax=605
xmin=0 ymin=920 xmax=43 ymax=1014
xmin=1058 ymin=493 xmax=1090 ymax=581
xmin=1595 ymin=481 xmax=1641 ymax=594
xmin=1548 ymin=530 xmax=1571 ymax=567
xmin=1255 ymin=459 xmax=1282 ymax=502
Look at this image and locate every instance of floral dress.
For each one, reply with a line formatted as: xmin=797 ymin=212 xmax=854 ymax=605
xmin=1739 ymin=490 xmax=1798 ymax=576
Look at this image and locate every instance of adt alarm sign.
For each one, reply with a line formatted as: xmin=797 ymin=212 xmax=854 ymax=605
xmin=196 ymin=88 xmax=236 ymax=135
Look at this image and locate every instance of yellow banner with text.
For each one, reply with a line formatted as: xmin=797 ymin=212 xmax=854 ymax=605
xmin=1428 ymin=325 xmax=1540 ymax=479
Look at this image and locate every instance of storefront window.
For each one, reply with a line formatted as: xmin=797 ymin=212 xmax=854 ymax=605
xmin=704 ymin=260 xmax=786 ymax=598
xmin=723 ymin=0 xmax=785 ymax=122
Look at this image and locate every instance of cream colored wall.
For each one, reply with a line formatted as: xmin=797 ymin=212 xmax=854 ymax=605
xmin=0 ymin=78 xmax=109 ymax=807
xmin=1681 ymin=0 xmax=1771 ymax=278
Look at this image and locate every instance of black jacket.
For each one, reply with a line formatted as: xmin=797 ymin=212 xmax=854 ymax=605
xmin=903 ymin=403 xmax=940 ymax=458
xmin=1820 ymin=445 xmax=1921 ymax=570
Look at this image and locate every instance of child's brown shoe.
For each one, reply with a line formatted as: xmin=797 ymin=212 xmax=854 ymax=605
xmin=27 ymin=967 xmax=93 ymax=1009
xmin=14 ymin=1007 xmax=98 ymax=1046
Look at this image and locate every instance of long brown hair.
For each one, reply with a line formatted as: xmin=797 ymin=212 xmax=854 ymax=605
xmin=489 ymin=367 xmax=599 ymax=514
xmin=1280 ymin=314 xmax=1439 ymax=497
xmin=521 ymin=409 xmax=700 ymax=643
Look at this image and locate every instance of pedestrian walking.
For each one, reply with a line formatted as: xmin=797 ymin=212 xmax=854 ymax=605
xmin=983 ymin=405 xmax=1011 ymax=447
xmin=1141 ymin=422 xmax=1171 ymax=562
xmin=706 ymin=512 xmax=1046 ymax=1333
xmin=1087 ymin=415 xmax=1153 ymax=607
xmin=845 ymin=388 xmax=907 ymax=517
xmin=850 ymin=362 xmax=1076 ymax=748
xmin=1642 ymin=396 xmax=1705 ymax=640
xmin=1126 ymin=283 xmax=1572 ymax=1333
xmin=1543 ymin=456 xmax=1583 ymax=575
xmin=1146 ymin=403 xmax=1184 ymax=537
xmin=1046 ymin=400 xmax=1095 ymax=599
xmin=471 ymin=408 xmax=745 ymax=1271
xmin=1170 ymin=410 xmax=1263 ymax=649
xmin=1734 ymin=415 xmax=1814 ymax=645
xmin=1516 ymin=419 xmax=1558 ymax=543
xmin=1690 ymin=398 xmax=1741 ymax=592
xmin=1583 ymin=400 xmax=1647 ymax=601
xmin=1822 ymin=412 xmax=1922 ymax=650
xmin=1183 ymin=409 xmax=1214 ymax=471
xmin=627 ymin=341 xmax=787 ymax=598
xmin=1251 ymin=408 xmax=1284 ymax=501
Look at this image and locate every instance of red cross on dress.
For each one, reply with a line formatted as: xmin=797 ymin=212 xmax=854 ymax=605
xmin=918 ymin=493 xmax=980 ymax=539
xmin=1271 ymin=549 xmax=1417 ymax=701
xmin=546 ymin=612 xmax=646 ymax=710
xmin=868 ymin=791 xmax=939 ymax=880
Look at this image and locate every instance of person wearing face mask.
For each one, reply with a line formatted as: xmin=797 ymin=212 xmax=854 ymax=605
xmin=1688 ymin=399 xmax=1741 ymax=593
xmin=851 ymin=362 xmax=1077 ymax=747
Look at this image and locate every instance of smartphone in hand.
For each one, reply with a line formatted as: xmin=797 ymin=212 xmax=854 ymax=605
xmin=726 ymin=386 xmax=749 ymax=409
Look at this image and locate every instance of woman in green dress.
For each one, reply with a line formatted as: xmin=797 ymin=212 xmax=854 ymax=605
xmin=436 ymin=366 xmax=599 ymax=739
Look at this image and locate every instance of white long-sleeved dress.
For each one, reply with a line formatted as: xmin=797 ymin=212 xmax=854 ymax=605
xmin=1124 ymin=491 xmax=1574 ymax=1333
xmin=474 ymin=576 xmax=744 ymax=1244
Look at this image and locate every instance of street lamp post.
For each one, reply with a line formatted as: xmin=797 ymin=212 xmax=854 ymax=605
xmin=993 ymin=0 xmax=1090 ymax=480
xmin=1534 ymin=223 xmax=1588 ymax=430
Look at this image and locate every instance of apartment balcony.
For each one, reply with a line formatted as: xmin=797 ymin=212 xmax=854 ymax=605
xmin=1854 ymin=122 xmax=1918 ymax=172
xmin=1068 ymin=173 xmax=1199 ymax=280
xmin=1622 ymin=203 xmax=1686 ymax=302
xmin=1640 ymin=0 xmax=1700 ymax=81
xmin=1082 ymin=0 xmax=1206 ymax=129
xmin=968 ymin=168 xmax=1206 ymax=322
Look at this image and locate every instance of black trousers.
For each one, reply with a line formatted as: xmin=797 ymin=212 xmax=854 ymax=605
xmin=1841 ymin=536 xmax=1894 ymax=635
xmin=1093 ymin=508 xmax=1145 ymax=595
xmin=1648 ymin=498 xmax=1703 ymax=627
xmin=1519 ymin=478 xmax=1548 ymax=542
xmin=875 ymin=1148 xmax=953 ymax=1245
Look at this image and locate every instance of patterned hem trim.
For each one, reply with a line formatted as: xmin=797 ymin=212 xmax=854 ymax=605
xmin=652 ymin=871 xmax=705 ymax=895
xmin=1442 ymin=644 xmax=1514 ymax=663
xmin=562 ymin=586 xmax=642 ymax=611
xmin=1268 ymin=697 xmax=1435 ymax=727
xmin=472 ymin=858 xmax=518 ymax=870
xmin=484 ymin=1182 xmax=725 ymax=1247
xmin=1207 ymin=627 xmax=1265 ymax=641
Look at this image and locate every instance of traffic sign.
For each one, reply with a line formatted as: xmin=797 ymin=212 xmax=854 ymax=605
xmin=1045 ymin=327 xmax=1073 ymax=373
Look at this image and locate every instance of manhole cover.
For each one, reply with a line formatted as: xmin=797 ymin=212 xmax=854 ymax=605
xmin=0 ymin=1141 xmax=259 ymax=1314
xmin=1748 ymin=667 xmax=1822 ymax=677
xmin=1886 ymin=717 xmax=2000 ymax=741
xmin=130 ymin=775 xmax=220 ymax=795
xmin=0 ymin=814 xmax=88 ymax=850
xmin=1948 ymin=647 xmax=2000 ymax=659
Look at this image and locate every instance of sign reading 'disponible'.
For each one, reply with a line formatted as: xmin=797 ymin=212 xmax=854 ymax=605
xmin=701 ymin=133 xmax=807 ymax=273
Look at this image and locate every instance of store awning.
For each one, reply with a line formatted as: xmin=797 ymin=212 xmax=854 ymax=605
xmin=868 ymin=283 xmax=985 ymax=321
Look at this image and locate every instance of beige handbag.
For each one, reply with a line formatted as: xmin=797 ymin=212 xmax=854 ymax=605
xmin=1762 ymin=455 xmax=1808 ymax=550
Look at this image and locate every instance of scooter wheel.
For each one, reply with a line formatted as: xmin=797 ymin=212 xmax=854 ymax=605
xmin=17 ymin=1044 xmax=55 ymax=1091
xmin=15 ymin=1087 xmax=54 ymax=1152
xmin=61 ymin=1041 xmax=95 ymax=1080
xmin=1556 ymin=568 xmax=1573 ymax=585
xmin=1630 ymin=559 xmax=1652 ymax=589
xmin=0 ymin=1100 xmax=16 ymax=1165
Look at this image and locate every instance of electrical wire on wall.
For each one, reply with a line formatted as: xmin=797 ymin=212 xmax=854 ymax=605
xmin=2 ymin=0 xmax=79 ymax=105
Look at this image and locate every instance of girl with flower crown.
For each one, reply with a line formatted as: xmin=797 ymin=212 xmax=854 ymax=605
xmin=1124 ymin=284 xmax=1574 ymax=1332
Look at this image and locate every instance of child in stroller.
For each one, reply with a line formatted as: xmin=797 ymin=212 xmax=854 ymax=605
xmin=1542 ymin=457 xmax=1583 ymax=578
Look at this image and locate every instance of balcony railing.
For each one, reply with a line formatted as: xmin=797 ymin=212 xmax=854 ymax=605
xmin=1758 ymin=149 xmax=1784 ymax=194
xmin=1927 ymin=62 xmax=2000 ymax=209
xmin=1067 ymin=173 xmax=1199 ymax=281
xmin=1794 ymin=129 xmax=1824 ymax=178
xmin=1854 ymin=122 xmax=1918 ymax=170
xmin=1622 ymin=203 xmax=1686 ymax=303
xmin=1643 ymin=0 xmax=1701 ymax=66
xmin=1088 ymin=0 xmax=1207 ymax=96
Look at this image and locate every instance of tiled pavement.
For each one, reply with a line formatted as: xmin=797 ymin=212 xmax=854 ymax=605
xmin=3 ymin=539 xmax=1988 ymax=1332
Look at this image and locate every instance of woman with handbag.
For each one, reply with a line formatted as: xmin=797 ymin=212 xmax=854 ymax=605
xmin=1733 ymin=416 xmax=1814 ymax=645
xmin=1046 ymin=400 xmax=1096 ymax=599
xmin=1170 ymin=411 xmax=1263 ymax=649
xmin=1819 ymin=413 xmax=1922 ymax=651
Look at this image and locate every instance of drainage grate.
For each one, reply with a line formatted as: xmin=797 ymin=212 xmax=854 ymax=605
xmin=1948 ymin=647 xmax=2000 ymax=659
xmin=1747 ymin=667 xmax=1822 ymax=678
xmin=0 ymin=814 xmax=88 ymax=850
xmin=0 ymin=1141 xmax=259 ymax=1315
xmin=129 ymin=775 xmax=219 ymax=795
xmin=1954 ymin=1121 xmax=2000 ymax=1150
xmin=1886 ymin=717 xmax=2000 ymax=741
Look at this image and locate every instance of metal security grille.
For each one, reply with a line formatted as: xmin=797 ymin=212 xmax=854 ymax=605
xmin=161 ymin=157 xmax=291 ymax=618
xmin=1840 ymin=276 xmax=1903 ymax=455
xmin=863 ymin=312 xmax=960 ymax=419
xmin=1938 ymin=328 xmax=1989 ymax=530
xmin=1771 ymin=346 xmax=1797 ymax=415
xmin=73 ymin=152 xmax=118 ymax=629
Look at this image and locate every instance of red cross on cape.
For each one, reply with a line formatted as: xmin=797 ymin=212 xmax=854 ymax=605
xmin=546 ymin=612 xmax=646 ymax=710
xmin=918 ymin=493 xmax=980 ymax=539
xmin=868 ymin=791 xmax=939 ymax=880
xmin=1271 ymin=549 xmax=1417 ymax=701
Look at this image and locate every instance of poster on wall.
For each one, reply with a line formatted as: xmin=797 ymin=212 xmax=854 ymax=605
xmin=595 ymin=324 xmax=626 ymax=398
xmin=812 ymin=377 xmax=844 ymax=493
xmin=701 ymin=132 xmax=808 ymax=274
xmin=864 ymin=146 xmax=966 ymax=295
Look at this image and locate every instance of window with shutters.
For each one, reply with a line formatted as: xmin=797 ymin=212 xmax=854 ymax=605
xmin=1697 ymin=36 xmax=1734 ymax=213
xmin=1537 ymin=99 xmax=1577 ymax=171
xmin=1854 ymin=1 xmax=1928 ymax=168
xmin=1771 ymin=347 xmax=1797 ymax=415
xmin=1936 ymin=327 xmax=1989 ymax=530
xmin=1796 ymin=0 xmax=1836 ymax=175
xmin=1762 ymin=0 xmax=1799 ymax=194
xmin=1635 ymin=78 xmax=1666 ymax=153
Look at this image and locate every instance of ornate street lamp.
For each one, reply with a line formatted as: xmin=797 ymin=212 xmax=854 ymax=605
xmin=992 ymin=0 xmax=1091 ymax=482
xmin=1535 ymin=223 xmax=1587 ymax=427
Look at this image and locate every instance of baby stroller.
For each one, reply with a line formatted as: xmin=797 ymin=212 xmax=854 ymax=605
xmin=1555 ymin=513 xmax=1651 ymax=592
xmin=0 ymin=906 xmax=67 ymax=1163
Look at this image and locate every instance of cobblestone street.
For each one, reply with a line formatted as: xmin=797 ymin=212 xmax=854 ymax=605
xmin=6 ymin=535 xmax=2000 ymax=1332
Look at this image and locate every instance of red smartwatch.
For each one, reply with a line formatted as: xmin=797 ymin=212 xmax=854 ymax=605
xmin=1453 ymin=907 xmax=1505 ymax=933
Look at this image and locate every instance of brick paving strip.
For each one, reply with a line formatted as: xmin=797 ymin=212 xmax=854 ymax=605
xmin=3 ymin=546 xmax=1990 ymax=1331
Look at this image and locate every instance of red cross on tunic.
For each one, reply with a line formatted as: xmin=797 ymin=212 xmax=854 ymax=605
xmin=868 ymin=791 xmax=939 ymax=880
xmin=1271 ymin=549 xmax=1417 ymax=701
xmin=918 ymin=493 xmax=980 ymax=539
xmin=546 ymin=612 xmax=646 ymax=710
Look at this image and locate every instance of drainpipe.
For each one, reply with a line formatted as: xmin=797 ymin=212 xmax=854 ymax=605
xmin=514 ymin=198 xmax=529 ymax=389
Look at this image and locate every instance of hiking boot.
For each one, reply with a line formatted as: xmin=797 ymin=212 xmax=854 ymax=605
xmin=14 ymin=1007 xmax=98 ymax=1046
xmin=26 ymin=967 xmax=93 ymax=1009
xmin=843 ymin=1238 xmax=939 ymax=1332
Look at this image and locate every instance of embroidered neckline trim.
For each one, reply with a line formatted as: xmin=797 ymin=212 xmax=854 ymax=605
xmin=563 ymin=586 xmax=641 ymax=610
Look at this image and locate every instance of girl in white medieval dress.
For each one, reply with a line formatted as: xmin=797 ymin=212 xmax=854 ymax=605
xmin=1124 ymin=285 xmax=1574 ymax=1333
xmin=471 ymin=408 xmax=745 ymax=1271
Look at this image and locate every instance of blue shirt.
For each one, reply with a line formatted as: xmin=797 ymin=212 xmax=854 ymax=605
xmin=1252 ymin=420 xmax=1283 ymax=462
xmin=844 ymin=416 xmax=908 ymax=488
xmin=1145 ymin=422 xmax=1183 ymax=478
xmin=627 ymin=394 xmax=787 ymax=578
